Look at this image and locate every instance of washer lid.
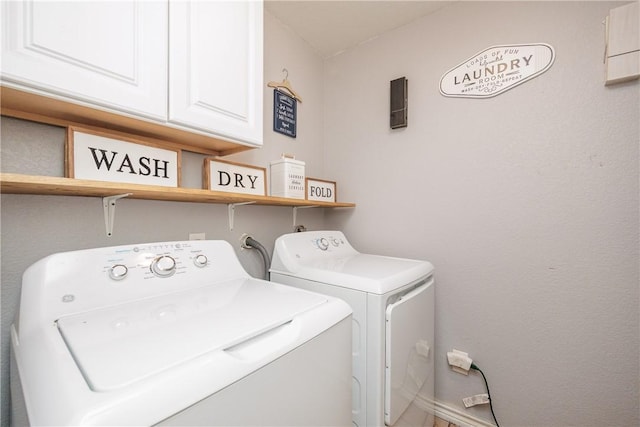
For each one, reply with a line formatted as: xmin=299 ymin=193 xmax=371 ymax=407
xmin=56 ymin=278 xmax=328 ymax=391
xmin=275 ymin=253 xmax=433 ymax=294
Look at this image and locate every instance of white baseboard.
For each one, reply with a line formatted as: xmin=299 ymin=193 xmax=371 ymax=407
xmin=433 ymin=400 xmax=495 ymax=427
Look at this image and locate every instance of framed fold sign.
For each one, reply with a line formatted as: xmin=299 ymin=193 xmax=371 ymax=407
xmin=306 ymin=178 xmax=336 ymax=203
xmin=439 ymin=43 xmax=555 ymax=98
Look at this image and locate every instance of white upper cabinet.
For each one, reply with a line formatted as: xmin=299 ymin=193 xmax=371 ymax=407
xmin=169 ymin=1 xmax=263 ymax=146
xmin=1 ymin=0 xmax=263 ymax=148
xmin=1 ymin=1 xmax=168 ymax=120
xmin=605 ymin=2 xmax=640 ymax=85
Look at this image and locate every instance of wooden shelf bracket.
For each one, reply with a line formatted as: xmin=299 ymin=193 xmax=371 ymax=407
xmin=103 ymin=193 xmax=132 ymax=237
xmin=227 ymin=202 xmax=256 ymax=231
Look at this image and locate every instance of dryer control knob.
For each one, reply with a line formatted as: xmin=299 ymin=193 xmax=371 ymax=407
xmin=109 ymin=264 xmax=128 ymax=281
xmin=193 ymin=254 xmax=208 ymax=267
xmin=317 ymin=238 xmax=329 ymax=251
xmin=151 ymin=255 xmax=177 ymax=277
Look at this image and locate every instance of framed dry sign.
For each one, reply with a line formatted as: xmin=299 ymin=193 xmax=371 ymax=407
xmin=306 ymin=178 xmax=336 ymax=203
xmin=204 ymin=158 xmax=267 ymax=196
xmin=66 ymin=126 xmax=181 ymax=187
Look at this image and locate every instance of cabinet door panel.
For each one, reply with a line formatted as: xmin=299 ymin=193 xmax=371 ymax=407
xmin=169 ymin=0 xmax=263 ymax=146
xmin=1 ymin=1 xmax=167 ymax=119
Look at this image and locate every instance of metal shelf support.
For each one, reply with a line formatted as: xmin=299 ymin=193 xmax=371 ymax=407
xmin=103 ymin=193 xmax=131 ymax=237
xmin=227 ymin=202 xmax=256 ymax=230
xmin=293 ymin=205 xmax=318 ymax=228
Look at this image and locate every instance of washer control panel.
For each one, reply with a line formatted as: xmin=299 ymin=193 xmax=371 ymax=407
xmin=29 ymin=240 xmax=251 ymax=318
xmin=101 ymin=242 xmax=216 ymax=282
xmin=21 ymin=240 xmax=254 ymax=338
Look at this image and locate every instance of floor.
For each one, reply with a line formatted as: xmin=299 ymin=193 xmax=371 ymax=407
xmin=434 ymin=416 xmax=460 ymax=427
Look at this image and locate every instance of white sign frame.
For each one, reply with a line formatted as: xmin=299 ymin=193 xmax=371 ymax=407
xmin=439 ymin=43 xmax=555 ymax=98
xmin=66 ymin=127 xmax=181 ymax=187
xmin=306 ymin=178 xmax=336 ymax=203
xmin=204 ymin=158 xmax=267 ymax=196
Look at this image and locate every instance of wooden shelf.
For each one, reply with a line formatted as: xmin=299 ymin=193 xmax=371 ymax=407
xmin=0 ymin=173 xmax=356 ymax=208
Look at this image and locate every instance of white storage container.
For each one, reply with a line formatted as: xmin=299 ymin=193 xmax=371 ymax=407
xmin=270 ymin=155 xmax=305 ymax=199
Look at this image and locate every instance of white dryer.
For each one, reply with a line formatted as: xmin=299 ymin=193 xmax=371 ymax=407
xmin=270 ymin=231 xmax=435 ymax=427
xmin=10 ymin=240 xmax=352 ymax=426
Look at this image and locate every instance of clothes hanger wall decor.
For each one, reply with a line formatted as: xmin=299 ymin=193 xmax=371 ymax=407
xmin=267 ymin=68 xmax=303 ymax=102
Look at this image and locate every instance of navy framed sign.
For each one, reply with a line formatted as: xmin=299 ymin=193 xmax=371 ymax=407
xmin=273 ymin=89 xmax=297 ymax=138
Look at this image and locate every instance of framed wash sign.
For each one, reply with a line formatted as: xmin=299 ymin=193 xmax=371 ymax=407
xmin=66 ymin=127 xmax=180 ymax=187
xmin=204 ymin=158 xmax=267 ymax=196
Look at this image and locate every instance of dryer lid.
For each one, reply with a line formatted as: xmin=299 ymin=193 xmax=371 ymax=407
xmin=56 ymin=278 xmax=327 ymax=391
xmin=274 ymin=253 xmax=433 ymax=294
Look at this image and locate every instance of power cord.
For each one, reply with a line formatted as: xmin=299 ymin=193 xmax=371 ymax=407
xmin=470 ymin=363 xmax=500 ymax=427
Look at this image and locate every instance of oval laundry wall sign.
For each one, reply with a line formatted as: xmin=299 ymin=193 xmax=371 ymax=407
xmin=439 ymin=43 xmax=555 ymax=98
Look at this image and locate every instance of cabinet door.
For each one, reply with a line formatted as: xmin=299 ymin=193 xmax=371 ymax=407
xmin=605 ymin=2 xmax=640 ymax=85
xmin=169 ymin=0 xmax=263 ymax=146
xmin=1 ymin=1 xmax=167 ymax=120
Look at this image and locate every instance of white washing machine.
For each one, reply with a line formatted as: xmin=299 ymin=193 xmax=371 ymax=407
xmin=10 ymin=240 xmax=352 ymax=426
xmin=270 ymin=231 xmax=435 ymax=427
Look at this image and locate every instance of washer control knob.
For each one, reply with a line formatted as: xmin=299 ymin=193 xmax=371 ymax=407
xmin=317 ymin=238 xmax=329 ymax=251
xmin=331 ymin=238 xmax=340 ymax=247
xmin=109 ymin=264 xmax=128 ymax=281
xmin=193 ymin=254 xmax=208 ymax=267
xmin=151 ymin=255 xmax=177 ymax=277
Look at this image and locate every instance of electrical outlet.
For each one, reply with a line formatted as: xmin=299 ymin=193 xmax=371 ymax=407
xmin=189 ymin=232 xmax=206 ymax=240
xmin=447 ymin=349 xmax=472 ymax=375
xmin=463 ymin=393 xmax=489 ymax=408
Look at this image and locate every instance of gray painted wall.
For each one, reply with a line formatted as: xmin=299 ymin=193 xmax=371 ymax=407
xmin=2 ymin=2 xmax=639 ymax=427
xmin=324 ymin=1 xmax=639 ymax=426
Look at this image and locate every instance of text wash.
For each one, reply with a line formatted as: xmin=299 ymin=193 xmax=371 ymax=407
xmin=89 ymin=147 xmax=171 ymax=178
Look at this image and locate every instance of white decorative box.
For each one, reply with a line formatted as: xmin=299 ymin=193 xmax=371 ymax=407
xmin=270 ymin=155 xmax=305 ymax=199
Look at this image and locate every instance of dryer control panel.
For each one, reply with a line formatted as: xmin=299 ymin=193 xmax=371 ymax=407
xmin=275 ymin=230 xmax=357 ymax=259
xmin=313 ymin=234 xmax=347 ymax=251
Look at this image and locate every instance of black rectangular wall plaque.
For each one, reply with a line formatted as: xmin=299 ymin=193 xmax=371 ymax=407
xmin=390 ymin=77 xmax=408 ymax=129
xmin=273 ymin=89 xmax=297 ymax=138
